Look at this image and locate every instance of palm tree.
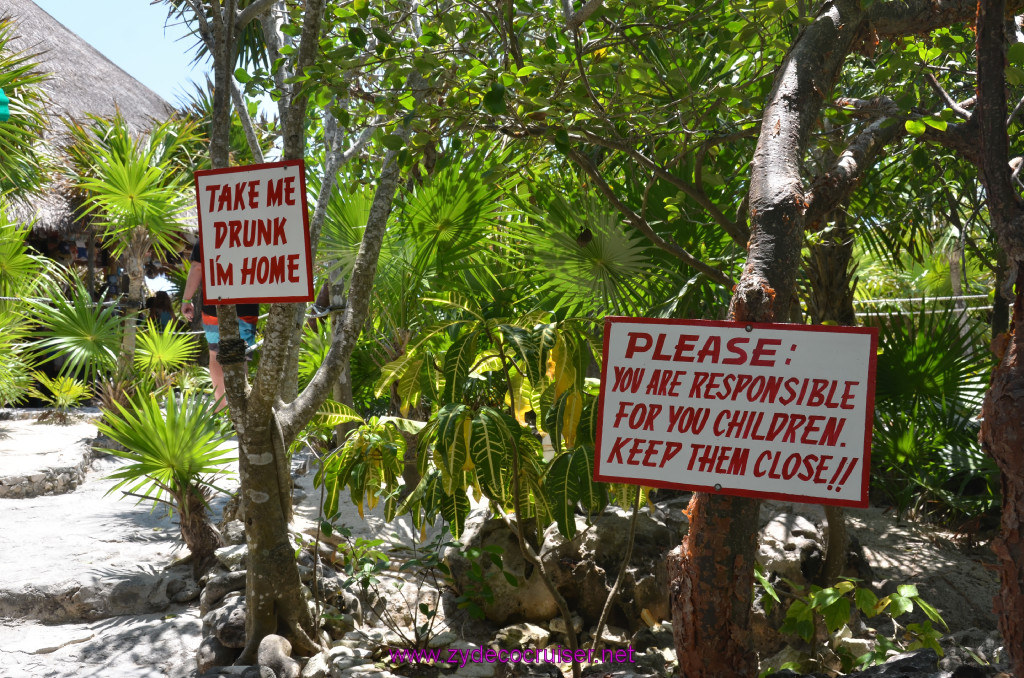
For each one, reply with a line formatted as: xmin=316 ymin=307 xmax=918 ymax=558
xmin=66 ymin=112 xmax=204 ymax=381
xmin=0 ymin=15 xmax=49 ymax=198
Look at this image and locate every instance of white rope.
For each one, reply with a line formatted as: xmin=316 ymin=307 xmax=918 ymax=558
xmin=853 ymin=294 xmax=990 ymax=305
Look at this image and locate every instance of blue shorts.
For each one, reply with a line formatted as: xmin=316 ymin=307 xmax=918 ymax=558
xmin=203 ymin=318 xmax=256 ymax=352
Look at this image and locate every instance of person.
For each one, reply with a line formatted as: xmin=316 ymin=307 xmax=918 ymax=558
xmin=150 ymin=291 xmax=175 ymax=330
xmin=181 ymin=242 xmax=259 ymax=410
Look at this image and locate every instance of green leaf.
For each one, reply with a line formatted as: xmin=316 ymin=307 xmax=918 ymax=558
xmin=280 ymin=23 xmax=302 ymax=37
xmin=349 ymin=26 xmax=367 ymax=49
xmin=441 ymin=329 xmax=479 ymax=403
xmin=896 ymin=584 xmax=919 ymax=598
xmin=234 ymin=68 xmax=252 ymax=83
xmin=469 ymin=408 xmax=513 ymax=503
xmin=822 ymin=597 xmax=851 ymax=634
xmin=381 ymin=133 xmax=404 ymax=150
xmin=543 ymin=453 xmax=579 ymax=539
xmin=855 ymin=587 xmax=880 ymax=617
xmin=439 ymin=489 xmax=470 ymax=539
xmin=1010 ymin=42 xmax=1024 ymax=66
xmin=482 ymin=82 xmax=507 ymax=115
xmin=569 ymin=445 xmax=606 ymax=514
xmin=888 ymin=593 xmax=914 ymax=618
xmin=922 ymin=118 xmax=948 ymax=131
xmin=905 ymin=119 xmax=927 ymax=136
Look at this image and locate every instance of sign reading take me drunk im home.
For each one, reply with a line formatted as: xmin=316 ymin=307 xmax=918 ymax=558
xmin=594 ymin=318 xmax=878 ymax=507
xmin=194 ymin=160 xmax=314 ymax=304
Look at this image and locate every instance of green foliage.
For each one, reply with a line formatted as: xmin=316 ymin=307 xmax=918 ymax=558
xmin=134 ymin=319 xmax=201 ymax=381
xmin=868 ymin=304 xmax=997 ymax=521
xmin=760 ymin=576 xmax=948 ymax=675
xmin=97 ymin=390 xmax=235 ymax=518
xmin=0 ymin=17 xmax=49 ymax=197
xmin=30 ymin=275 xmax=121 ymax=382
xmin=28 ymin=372 xmax=91 ymax=423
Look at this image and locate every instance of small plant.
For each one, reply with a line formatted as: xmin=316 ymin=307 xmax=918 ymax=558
xmin=29 ymin=372 xmax=91 ymax=423
xmin=758 ymin=573 xmax=948 ymax=675
xmin=97 ymin=390 xmax=234 ymax=575
xmin=134 ymin=319 xmax=200 ymax=384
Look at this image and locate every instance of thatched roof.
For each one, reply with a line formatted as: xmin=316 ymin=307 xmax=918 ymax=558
xmin=0 ymin=0 xmax=176 ymax=234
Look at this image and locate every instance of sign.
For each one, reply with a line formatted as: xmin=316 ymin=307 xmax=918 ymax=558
xmin=594 ymin=318 xmax=877 ymax=507
xmin=193 ymin=160 xmax=314 ymax=304
xmin=0 ymin=89 xmax=9 ymax=122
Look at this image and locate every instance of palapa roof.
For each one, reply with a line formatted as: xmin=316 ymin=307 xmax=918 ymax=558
xmin=0 ymin=0 xmax=177 ymax=234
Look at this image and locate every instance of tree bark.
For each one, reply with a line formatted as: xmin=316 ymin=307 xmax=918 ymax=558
xmin=670 ymin=3 xmax=866 ymax=674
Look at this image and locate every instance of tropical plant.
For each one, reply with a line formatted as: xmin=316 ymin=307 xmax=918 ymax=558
xmin=97 ymin=390 xmax=234 ymax=574
xmin=134 ymin=319 xmax=201 ymax=384
xmin=868 ymin=303 xmax=996 ymax=522
xmin=0 ymin=219 xmax=49 ymax=406
xmin=67 ymin=112 xmax=203 ymax=379
xmin=0 ymin=16 xmax=49 ymax=197
xmin=28 ymin=372 xmax=91 ymax=423
xmin=30 ymin=273 xmax=122 ymax=382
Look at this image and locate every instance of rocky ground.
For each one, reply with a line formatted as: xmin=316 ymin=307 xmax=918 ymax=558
xmin=0 ymin=410 xmax=1013 ymax=677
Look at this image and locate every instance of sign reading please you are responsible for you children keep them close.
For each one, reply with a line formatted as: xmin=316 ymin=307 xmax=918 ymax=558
xmin=194 ymin=160 xmax=314 ymax=305
xmin=595 ymin=318 xmax=878 ymax=507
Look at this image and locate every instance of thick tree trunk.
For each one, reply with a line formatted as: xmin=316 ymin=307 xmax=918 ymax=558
xmin=979 ymin=269 xmax=1024 ymax=675
xmin=180 ymin=489 xmax=224 ymax=577
xmin=670 ymin=3 xmax=865 ymax=674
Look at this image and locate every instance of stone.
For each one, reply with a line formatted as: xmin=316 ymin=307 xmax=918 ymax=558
xmin=428 ymin=630 xmax=460 ymax=648
xmin=332 ymin=667 xmax=399 ymax=678
xmin=630 ymin=623 xmax=673 ymax=652
xmin=444 ymin=510 xmax=559 ymax=624
xmin=216 ymin=544 xmax=249 ymax=570
xmin=301 ymin=652 xmax=331 ymax=678
xmin=222 ymin=520 xmax=247 ymax=545
xmin=493 ymin=622 xmax=550 ymax=649
xmin=321 ymin=605 xmax=357 ymax=639
xmin=197 ymin=634 xmax=241 ymax=675
xmin=202 ymin=570 xmax=249 ymax=614
xmin=168 ymin=575 xmax=202 ymax=603
xmin=593 ymin=625 xmax=630 ymax=647
xmin=851 ymin=649 xmax=938 ymax=676
xmin=69 ymin=569 xmax=174 ymax=620
xmin=453 ymin=663 xmax=496 ymax=677
xmin=215 ymin=603 xmax=248 ymax=649
xmin=539 ymin=509 xmax=684 ymax=632
xmin=757 ymin=512 xmax=824 ymax=585
xmin=258 ymin=634 xmax=300 ymax=678
xmin=548 ymin=614 xmax=583 ymax=635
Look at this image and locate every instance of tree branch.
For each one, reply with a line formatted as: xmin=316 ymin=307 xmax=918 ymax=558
xmin=804 ymin=116 xmax=905 ymax=227
xmin=567 ymin=148 xmax=734 ymax=287
xmin=574 ymin=131 xmax=750 ymax=244
xmin=566 ymin=0 xmax=604 ymax=31
xmin=230 ymin=82 xmax=265 ymax=163
xmin=925 ymin=73 xmax=971 ymax=119
xmin=869 ymin=0 xmax=1024 ymax=37
xmin=235 ymin=0 xmax=277 ymax=30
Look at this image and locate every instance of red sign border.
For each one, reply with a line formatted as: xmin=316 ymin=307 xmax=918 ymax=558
xmin=593 ymin=317 xmax=878 ymax=508
xmin=193 ymin=159 xmax=314 ymax=305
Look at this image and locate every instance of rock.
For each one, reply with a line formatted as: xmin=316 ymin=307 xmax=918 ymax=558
xmin=332 ymin=667 xmax=399 ymax=678
xmin=301 ymin=652 xmax=330 ymax=678
xmin=168 ymin=574 xmax=202 ymax=603
xmin=631 ymin=623 xmax=673 ymax=652
xmin=204 ymin=598 xmax=246 ymax=636
xmin=549 ymin=614 xmax=583 ymax=635
xmin=453 ymin=663 xmax=497 ymax=677
xmin=757 ymin=511 xmax=824 ymax=585
xmin=850 ymin=649 xmax=938 ymax=676
xmin=68 ymin=569 xmax=176 ymax=620
xmin=539 ymin=509 xmax=684 ymax=632
xmin=321 ymin=605 xmax=357 ymax=638
xmin=216 ymin=544 xmax=249 ymax=570
xmin=258 ymin=634 xmax=300 ymax=678
xmin=327 ymin=643 xmax=374 ymax=674
xmin=593 ymin=625 xmax=630 ymax=647
xmin=492 ymin=622 xmax=550 ymax=649
xmin=202 ymin=570 xmax=249 ymax=614
xmin=223 ymin=520 xmax=247 ymax=545
xmin=444 ymin=509 xmax=559 ymax=624
xmin=198 ymin=634 xmax=241 ymax=674
xmin=428 ymin=630 xmax=460 ymax=648
xmin=215 ymin=603 xmax=248 ymax=649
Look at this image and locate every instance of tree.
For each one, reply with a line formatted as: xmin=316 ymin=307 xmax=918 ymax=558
xmin=166 ymin=0 xmax=432 ymax=660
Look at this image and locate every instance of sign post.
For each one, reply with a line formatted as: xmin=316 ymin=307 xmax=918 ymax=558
xmin=193 ymin=159 xmax=314 ymax=304
xmin=595 ymin=318 xmax=877 ymax=507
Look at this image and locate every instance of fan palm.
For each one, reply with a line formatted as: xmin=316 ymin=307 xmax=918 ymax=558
xmin=98 ymin=390 xmax=235 ymax=574
xmin=0 ymin=17 xmax=49 ymax=197
xmin=67 ymin=113 xmax=204 ymax=380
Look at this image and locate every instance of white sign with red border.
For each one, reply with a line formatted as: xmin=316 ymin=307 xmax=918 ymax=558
xmin=194 ymin=159 xmax=314 ymax=304
xmin=594 ymin=318 xmax=878 ymax=507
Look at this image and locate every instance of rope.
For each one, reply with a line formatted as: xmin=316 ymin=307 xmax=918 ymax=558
xmin=218 ymin=337 xmax=248 ymax=365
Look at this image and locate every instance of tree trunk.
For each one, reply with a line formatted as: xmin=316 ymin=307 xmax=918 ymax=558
xmin=180 ymin=488 xmax=224 ymax=577
xmin=979 ymin=268 xmax=1024 ymax=675
xmin=116 ymin=248 xmax=146 ymax=381
xmin=669 ymin=3 xmax=865 ymax=674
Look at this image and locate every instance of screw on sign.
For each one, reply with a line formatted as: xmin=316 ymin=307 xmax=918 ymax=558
xmin=594 ymin=317 xmax=878 ymax=508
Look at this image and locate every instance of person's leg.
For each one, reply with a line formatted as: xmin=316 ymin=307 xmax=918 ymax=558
xmin=208 ymin=348 xmax=227 ymax=411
